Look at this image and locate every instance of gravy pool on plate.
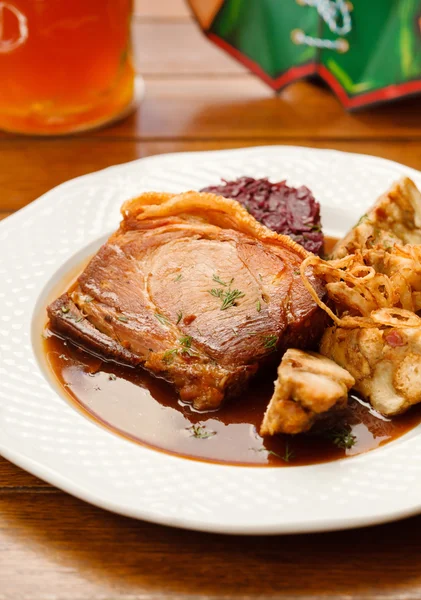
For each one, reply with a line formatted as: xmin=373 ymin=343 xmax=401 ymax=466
xmin=43 ymin=236 xmax=421 ymax=467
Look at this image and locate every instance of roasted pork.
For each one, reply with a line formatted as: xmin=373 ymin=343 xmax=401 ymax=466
xmin=48 ymin=191 xmax=326 ymax=411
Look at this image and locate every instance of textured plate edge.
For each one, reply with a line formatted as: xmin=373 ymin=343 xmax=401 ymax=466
xmin=1 ymin=440 xmax=420 ymax=536
xmin=0 ymin=144 xmax=417 ymax=229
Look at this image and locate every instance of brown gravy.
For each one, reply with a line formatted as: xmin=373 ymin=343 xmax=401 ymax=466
xmin=43 ymin=235 xmax=421 ymax=467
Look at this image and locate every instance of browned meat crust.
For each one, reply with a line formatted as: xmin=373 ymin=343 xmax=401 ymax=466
xmin=47 ymin=191 xmax=326 ymax=410
xmin=47 ymin=294 xmax=141 ymax=366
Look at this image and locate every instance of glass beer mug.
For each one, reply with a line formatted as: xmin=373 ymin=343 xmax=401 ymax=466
xmin=0 ymin=1 xmax=136 ymax=134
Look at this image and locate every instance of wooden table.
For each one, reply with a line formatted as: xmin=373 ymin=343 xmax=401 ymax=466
xmin=2 ymin=3 xmax=421 ymax=599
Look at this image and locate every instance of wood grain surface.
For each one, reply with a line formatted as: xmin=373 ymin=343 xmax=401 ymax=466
xmin=1 ymin=3 xmax=421 ymax=599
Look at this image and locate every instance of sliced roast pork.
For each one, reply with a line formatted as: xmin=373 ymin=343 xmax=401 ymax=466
xmin=47 ymin=191 xmax=326 ymax=411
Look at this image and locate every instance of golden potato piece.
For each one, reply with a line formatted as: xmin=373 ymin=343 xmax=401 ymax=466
xmin=260 ymin=349 xmax=355 ymax=436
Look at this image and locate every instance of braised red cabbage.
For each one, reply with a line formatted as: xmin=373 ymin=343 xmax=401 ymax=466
xmin=201 ymin=177 xmax=323 ymax=255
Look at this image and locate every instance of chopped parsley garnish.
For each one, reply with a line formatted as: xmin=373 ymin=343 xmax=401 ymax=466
xmin=62 ymin=310 xmax=87 ymax=323
xmin=256 ymin=300 xmax=261 ymax=313
xmin=117 ymin=315 xmax=129 ymax=322
xmin=208 ymin=276 xmax=245 ymax=311
xmin=262 ymin=334 xmax=278 ymax=351
xmin=209 ymin=288 xmax=223 ymax=298
xmin=221 ymin=288 xmax=245 ymax=310
xmin=179 ymin=339 xmax=197 ymax=358
xmin=327 ymin=428 xmax=357 ymax=450
xmin=282 ymin=442 xmax=295 ymax=462
xmin=187 ymin=424 xmax=216 ymax=439
xmin=212 ymin=274 xmax=231 ymax=287
xmin=179 ymin=335 xmax=192 ymax=348
xmin=176 ymin=311 xmax=183 ymax=325
xmin=174 ymin=273 xmax=183 ymax=282
xmin=253 ymin=445 xmax=295 ymax=462
xmin=162 ymin=348 xmax=178 ymax=364
xmin=155 ymin=313 xmax=170 ymax=326
xmin=261 ymin=449 xmax=283 ymax=459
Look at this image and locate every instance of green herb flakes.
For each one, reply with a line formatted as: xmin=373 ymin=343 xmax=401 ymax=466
xmin=282 ymin=442 xmax=295 ymax=462
xmin=212 ymin=274 xmax=229 ymax=287
xmin=187 ymin=424 xmax=216 ymax=439
xmin=162 ymin=348 xmax=178 ymax=364
xmin=209 ymin=276 xmax=244 ymax=310
xmin=327 ymin=428 xmax=357 ymax=450
xmin=155 ymin=313 xmax=170 ymax=326
xmin=262 ymin=334 xmax=278 ymax=351
xmin=179 ymin=335 xmax=192 ymax=348
xmin=220 ymin=288 xmax=245 ymax=310
xmin=209 ymin=288 xmax=223 ymax=298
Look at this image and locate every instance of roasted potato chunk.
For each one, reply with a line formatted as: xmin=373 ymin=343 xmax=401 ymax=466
xmin=260 ymin=349 xmax=355 ymax=435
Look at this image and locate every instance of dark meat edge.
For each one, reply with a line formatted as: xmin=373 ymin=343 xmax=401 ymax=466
xmin=48 ymin=291 xmax=328 ymax=395
xmin=47 ymin=294 xmax=141 ymax=367
xmin=48 ymin=291 xmax=326 ymax=365
xmin=47 ymin=294 xmax=260 ymax=411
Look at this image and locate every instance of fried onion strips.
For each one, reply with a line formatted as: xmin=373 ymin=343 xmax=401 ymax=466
xmin=301 ymin=246 xmax=421 ymax=329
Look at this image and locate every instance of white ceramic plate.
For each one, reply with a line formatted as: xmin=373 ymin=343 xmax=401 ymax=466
xmin=1 ymin=146 xmax=421 ymax=535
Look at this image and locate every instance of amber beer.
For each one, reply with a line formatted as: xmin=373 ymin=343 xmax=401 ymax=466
xmin=0 ymin=0 xmax=134 ymax=134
